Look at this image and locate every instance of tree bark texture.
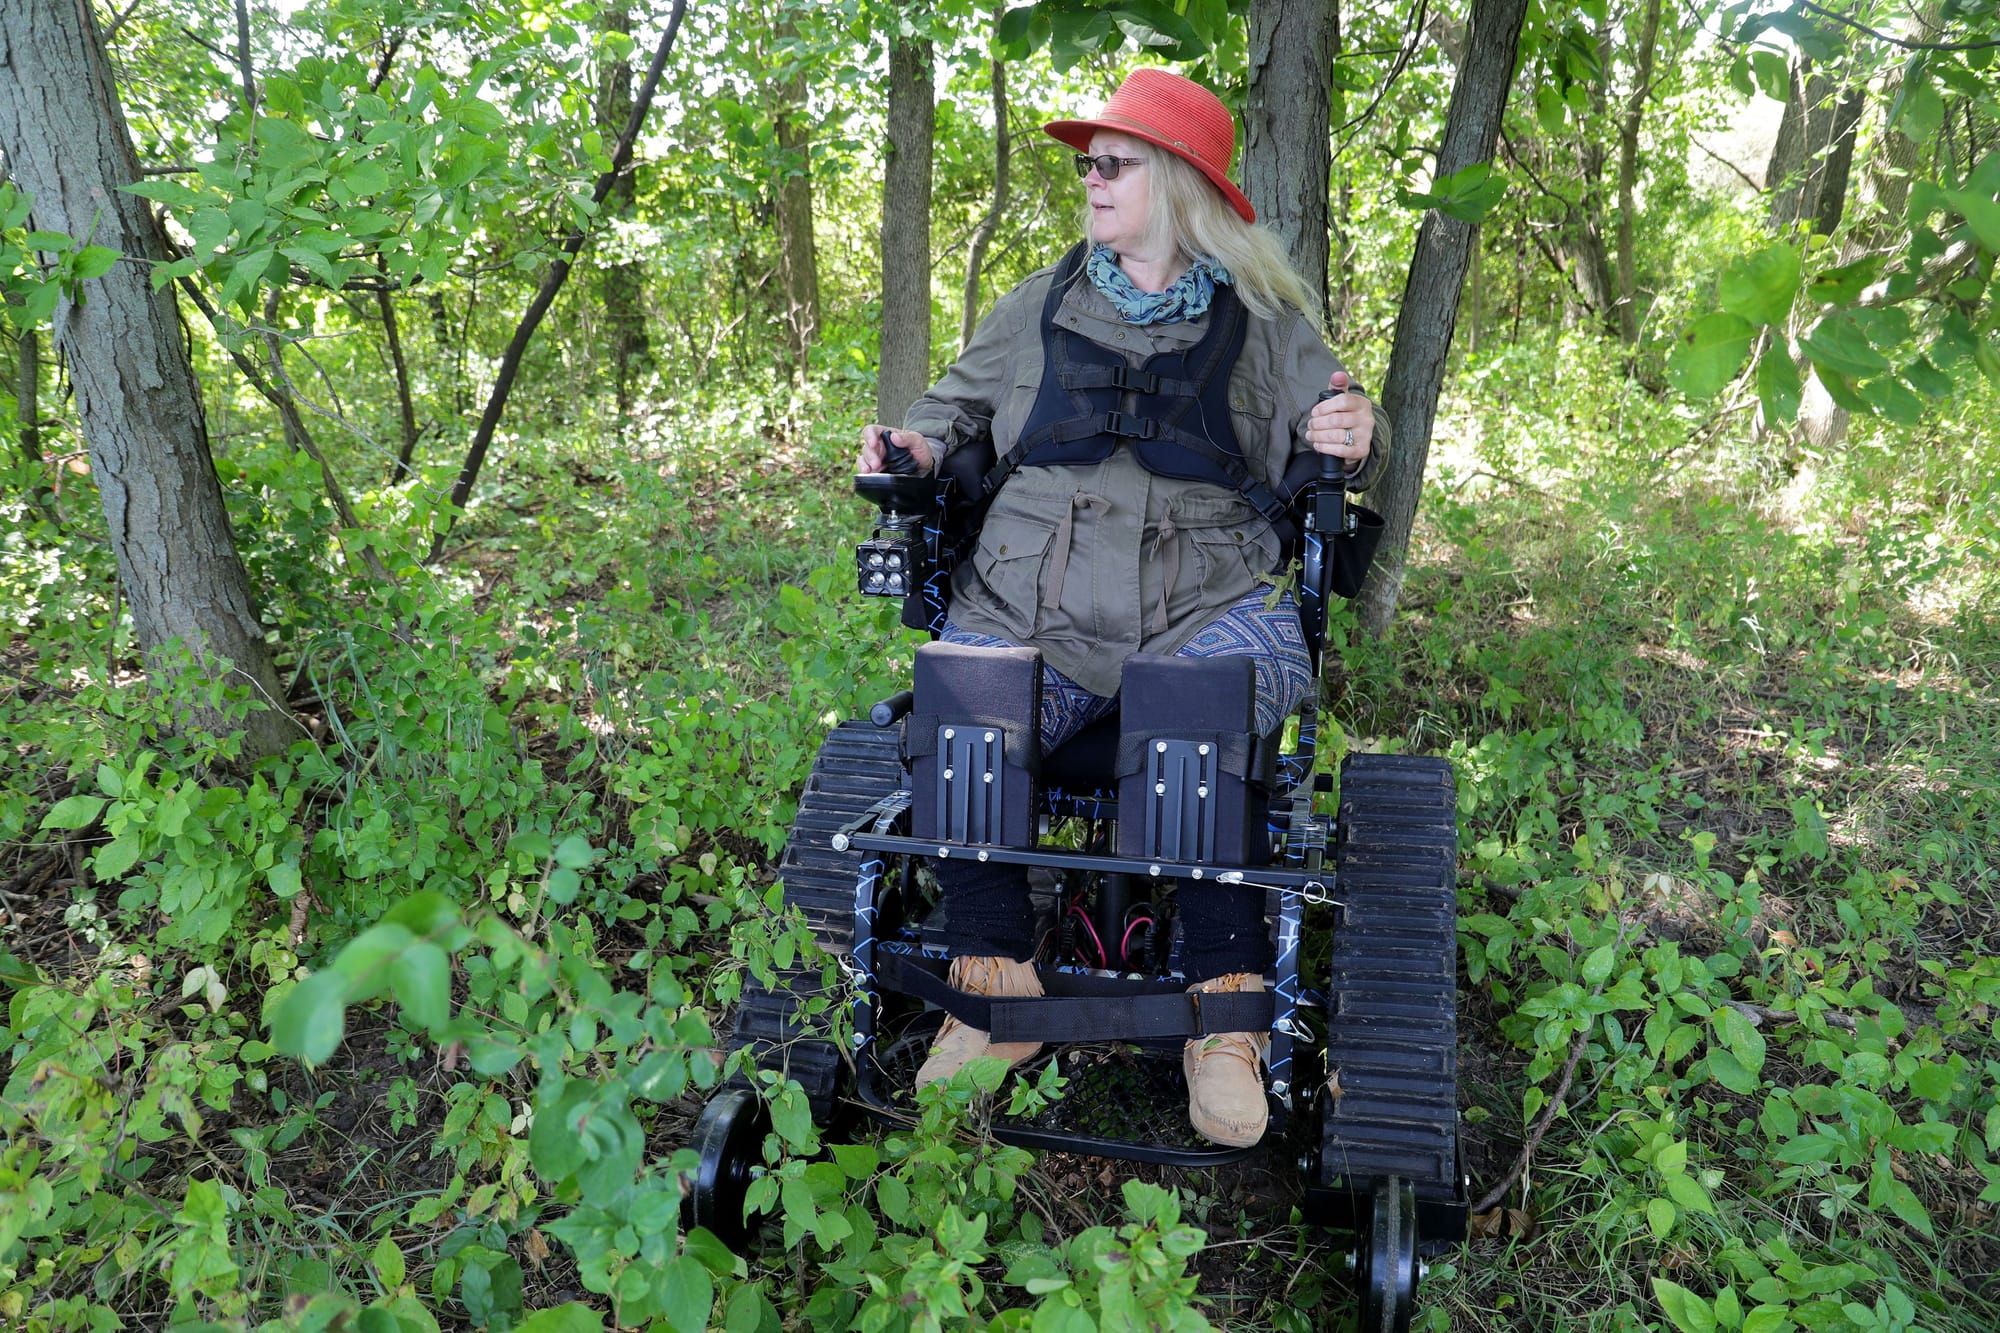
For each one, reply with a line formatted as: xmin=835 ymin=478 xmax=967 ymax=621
xmin=771 ymin=7 xmax=821 ymax=375
xmin=598 ymin=1 xmax=652 ymax=416
xmin=877 ymin=26 xmax=935 ymax=425
xmin=1613 ymin=0 xmax=1662 ymax=343
xmin=1766 ymin=58 xmax=1859 ymax=234
xmin=0 ymin=2 xmax=298 ymax=758
xmin=960 ymin=6 xmax=1011 ymax=353
xmin=1243 ymin=0 xmax=1339 ymax=328
xmin=1358 ymin=0 xmax=1529 ymax=636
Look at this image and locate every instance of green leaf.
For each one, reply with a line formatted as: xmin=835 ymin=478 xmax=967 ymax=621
xmin=1879 ymin=1176 xmax=1935 ymax=1237
xmin=658 ymin=1256 xmax=713 ymax=1333
xmin=1907 ymin=1063 xmax=1954 ymax=1100
xmin=1801 ymin=313 xmax=1891 ymax=379
xmin=93 ymin=833 xmax=144 ymax=880
xmin=1719 ymin=246 xmax=1801 ymax=327
xmin=71 ymin=247 xmax=118 ymax=280
xmin=1757 ymin=349 xmax=1803 ymax=423
xmin=268 ymin=862 xmax=305 ymax=899
xmin=269 ymin=971 xmax=347 ymax=1064
xmin=1901 ymin=357 xmax=1955 ymax=400
xmin=371 ymin=1235 xmax=406 ymax=1289
xmin=1806 ymin=257 xmax=1883 ymax=304
xmin=1941 ymin=187 xmax=2000 ymax=252
xmin=121 ymin=178 xmax=207 ymax=208
xmin=1581 ymin=944 xmax=1616 ymax=987
xmin=1666 ymin=1173 xmax=1715 ymax=1215
xmin=389 ymin=941 xmax=450 ymax=1030
xmin=1669 ymin=313 xmax=1758 ymax=398
xmin=1750 ymin=50 xmax=1790 ymax=103
xmin=1535 ymin=84 xmax=1566 ymax=135
xmin=1861 ymin=376 xmax=1926 ymax=425
xmin=1647 ymin=1196 xmax=1677 ymax=1237
xmin=1654 ymin=1279 xmax=1719 ymax=1333
xmin=1896 ymin=84 xmax=1945 ymax=143
xmin=831 ymin=1143 xmax=879 ymax=1180
xmin=680 ymin=1228 xmax=744 ymax=1278
xmin=1707 ymin=1047 xmax=1759 ymax=1095
xmin=41 ymin=794 xmax=107 ymax=830
xmin=554 ymin=833 xmax=596 ymax=869
xmin=515 ymin=1305 xmax=602 ymax=1333
xmin=546 ymin=867 xmax=582 ymax=905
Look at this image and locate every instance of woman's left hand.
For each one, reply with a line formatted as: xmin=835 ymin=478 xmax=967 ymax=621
xmin=1305 ymin=369 xmax=1372 ymax=472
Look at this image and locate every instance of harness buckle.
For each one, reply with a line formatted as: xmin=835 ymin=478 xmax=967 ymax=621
xmin=1103 ymin=412 xmax=1159 ymax=440
xmin=1112 ymin=366 xmax=1160 ymax=395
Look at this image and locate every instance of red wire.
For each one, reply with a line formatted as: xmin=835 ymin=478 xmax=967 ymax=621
xmin=1068 ymin=906 xmax=1109 ymax=968
xmin=1120 ymin=914 xmax=1153 ymax=964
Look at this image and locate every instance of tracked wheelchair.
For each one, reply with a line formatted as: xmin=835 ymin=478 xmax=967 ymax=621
xmin=684 ymin=430 xmax=1467 ymax=1331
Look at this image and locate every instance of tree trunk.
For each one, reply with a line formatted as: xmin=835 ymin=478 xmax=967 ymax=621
xmin=771 ymin=7 xmax=820 ymax=376
xmin=1613 ymin=0 xmax=1662 ymax=343
xmin=960 ymin=5 xmax=1011 ymax=352
xmin=599 ymin=1 xmax=652 ymax=416
xmin=1243 ymin=0 xmax=1340 ymax=327
xmin=1810 ymin=89 xmax=1864 ymax=236
xmin=1767 ymin=57 xmax=1858 ymax=232
xmin=877 ymin=24 xmax=935 ymax=425
xmin=1357 ymin=0 xmax=1530 ymax=636
xmin=0 ymin=2 xmax=298 ymax=758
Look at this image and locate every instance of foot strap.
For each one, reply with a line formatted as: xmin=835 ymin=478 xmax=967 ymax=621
xmin=878 ymin=954 xmax=1273 ymax=1044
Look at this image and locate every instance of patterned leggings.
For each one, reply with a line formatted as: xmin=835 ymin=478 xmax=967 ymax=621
xmin=936 ymin=586 xmax=1312 ymax=982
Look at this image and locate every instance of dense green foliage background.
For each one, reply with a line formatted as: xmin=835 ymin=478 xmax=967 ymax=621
xmin=2 ymin=0 xmax=1997 ymax=1330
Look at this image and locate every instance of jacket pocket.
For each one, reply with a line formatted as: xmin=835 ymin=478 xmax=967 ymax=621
xmin=969 ymin=510 xmax=1058 ymax=640
xmin=1159 ymin=523 xmax=1260 ymax=631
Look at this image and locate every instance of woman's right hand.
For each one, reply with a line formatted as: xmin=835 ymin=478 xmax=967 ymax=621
xmin=856 ymin=425 xmax=935 ymax=475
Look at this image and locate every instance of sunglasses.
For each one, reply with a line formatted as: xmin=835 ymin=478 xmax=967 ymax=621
xmin=1073 ymin=153 xmax=1146 ymax=181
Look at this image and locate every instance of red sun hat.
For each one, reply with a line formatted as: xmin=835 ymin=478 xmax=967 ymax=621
xmin=1044 ymin=67 xmax=1256 ymax=223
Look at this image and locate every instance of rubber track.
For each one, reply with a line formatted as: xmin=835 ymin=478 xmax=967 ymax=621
xmin=1319 ymin=753 xmax=1461 ymax=1201
xmin=730 ymin=721 xmax=904 ymax=1118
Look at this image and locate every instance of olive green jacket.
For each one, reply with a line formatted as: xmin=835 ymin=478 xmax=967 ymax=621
xmin=904 ymin=262 xmax=1391 ymax=698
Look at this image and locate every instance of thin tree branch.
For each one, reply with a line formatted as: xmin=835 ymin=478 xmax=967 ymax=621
xmin=1334 ymin=0 xmax=1431 ymax=154
xmin=1793 ymin=0 xmax=2000 ymax=51
xmin=232 ymin=0 xmax=257 ymax=115
xmin=1690 ymin=135 xmax=1764 ymax=191
xmin=101 ymin=0 xmax=146 ymax=45
xmin=428 ymin=0 xmax=689 ymax=562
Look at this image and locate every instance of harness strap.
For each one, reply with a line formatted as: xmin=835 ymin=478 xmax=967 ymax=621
xmin=877 ymin=954 xmax=1274 ymax=1045
xmin=902 ymin=711 xmax=1042 ymax=776
xmin=1114 ymin=728 xmax=1257 ymax=781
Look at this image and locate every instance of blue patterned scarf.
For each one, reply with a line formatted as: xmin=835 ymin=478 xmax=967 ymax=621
xmin=1085 ymin=244 xmax=1233 ymax=325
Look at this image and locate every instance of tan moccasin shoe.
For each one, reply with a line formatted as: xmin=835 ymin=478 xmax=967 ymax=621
xmin=915 ymin=954 xmax=1045 ymax=1087
xmin=1184 ymin=972 xmax=1270 ymax=1147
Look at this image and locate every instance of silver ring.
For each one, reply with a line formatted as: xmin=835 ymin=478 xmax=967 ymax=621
xmin=1342 ymin=428 xmax=1355 ymax=448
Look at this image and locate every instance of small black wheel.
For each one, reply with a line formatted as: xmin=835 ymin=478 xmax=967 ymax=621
xmin=683 ymin=1090 xmax=770 ymax=1252
xmin=1356 ymin=1175 xmax=1418 ymax=1333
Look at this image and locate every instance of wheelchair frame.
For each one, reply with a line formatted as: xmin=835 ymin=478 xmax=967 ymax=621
xmin=688 ymin=465 xmax=1468 ymax=1332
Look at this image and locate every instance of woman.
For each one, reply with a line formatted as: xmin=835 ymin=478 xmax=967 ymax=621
xmin=855 ymin=67 xmax=1388 ymax=1148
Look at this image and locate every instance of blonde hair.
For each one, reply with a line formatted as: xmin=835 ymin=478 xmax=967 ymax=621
xmin=1078 ymin=148 xmax=1318 ymax=327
